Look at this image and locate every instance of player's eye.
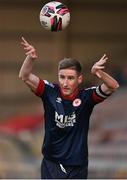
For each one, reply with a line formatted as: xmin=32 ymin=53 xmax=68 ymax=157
xmin=59 ymin=75 xmax=65 ymax=79
xmin=68 ymin=76 xmax=75 ymax=80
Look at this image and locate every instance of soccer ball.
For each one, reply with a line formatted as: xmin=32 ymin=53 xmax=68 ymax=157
xmin=39 ymin=1 xmax=70 ymax=32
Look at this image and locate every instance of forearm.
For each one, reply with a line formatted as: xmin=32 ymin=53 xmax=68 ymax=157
xmin=91 ymin=54 xmax=119 ymax=94
xmin=19 ymin=55 xmax=34 ymax=81
xmin=97 ymin=70 xmax=119 ymax=92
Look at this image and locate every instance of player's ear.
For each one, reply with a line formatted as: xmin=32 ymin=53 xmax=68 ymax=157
xmin=78 ymin=74 xmax=83 ymax=84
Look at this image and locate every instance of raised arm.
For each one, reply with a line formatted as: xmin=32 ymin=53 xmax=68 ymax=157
xmin=19 ymin=37 xmax=39 ymax=92
xmin=91 ymin=54 xmax=119 ymax=94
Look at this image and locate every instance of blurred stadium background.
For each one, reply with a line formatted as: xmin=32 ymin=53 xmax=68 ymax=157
xmin=0 ymin=0 xmax=127 ymax=178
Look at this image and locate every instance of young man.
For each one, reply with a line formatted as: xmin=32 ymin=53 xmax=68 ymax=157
xmin=19 ymin=37 xmax=119 ymax=179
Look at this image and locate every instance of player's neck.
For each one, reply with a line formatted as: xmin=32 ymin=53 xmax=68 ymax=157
xmin=60 ymin=88 xmax=79 ymax=100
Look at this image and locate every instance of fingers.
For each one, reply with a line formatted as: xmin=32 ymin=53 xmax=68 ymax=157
xmin=96 ymin=59 xmax=107 ymax=66
xmin=24 ymin=45 xmax=34 ymax=51
xmin=20 ymin=36 xmax=37 ymax=59
xmin=21 ymin=36 xmax=33 ymax=52
xmin=94 ymin=54 xmax=108 ymax=69
xmin=21 ymin=36 xmax=29 ymax=45
xmin=95 ymin=66 xmax=105 ymax=70
xmin=91 ymin=54 xmax=109 ymax=77
xmin=101 ymin=54 xmax=107 ymax=60
xmin=22 ymin=43 xmax=34 ymax=54
xmin=99 ymin=54 xmax=108 ymax=63
xmin=25 ymin=49 xmax=35 ymax=56
xmin=21 ymin=36 xmax=31 ymax=49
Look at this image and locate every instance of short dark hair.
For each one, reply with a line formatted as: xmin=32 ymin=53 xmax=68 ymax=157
xmin=58 ymin=57 xmax=82 ymax=74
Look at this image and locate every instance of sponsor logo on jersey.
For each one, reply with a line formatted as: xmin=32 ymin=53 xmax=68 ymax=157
xmin=56 ymin=97 xmax=62 ymax=103
xmin=55 ymin=111 xmax=76 ymax=128
xmin=72 ymin=98 xmax=81 ymax=107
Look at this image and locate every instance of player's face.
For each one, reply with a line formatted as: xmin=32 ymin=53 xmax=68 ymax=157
xmin=58 ymin=69 xmax=83 ymax=96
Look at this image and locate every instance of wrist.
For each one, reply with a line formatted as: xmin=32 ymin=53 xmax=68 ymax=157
xmin=26 ymin=55 xmax=37 ymax=61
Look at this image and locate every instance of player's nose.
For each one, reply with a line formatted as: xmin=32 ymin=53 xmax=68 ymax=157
xmin=63 ymin=79 xmax=68 ymax=87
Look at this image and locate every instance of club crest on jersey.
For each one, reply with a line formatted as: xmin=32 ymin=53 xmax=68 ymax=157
xmin=73 ymin=98 xmax=81 ymax=107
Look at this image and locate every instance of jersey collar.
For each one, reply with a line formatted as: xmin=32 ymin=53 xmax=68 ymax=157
xmin=60 ymin=88 xmax=79 ymax=101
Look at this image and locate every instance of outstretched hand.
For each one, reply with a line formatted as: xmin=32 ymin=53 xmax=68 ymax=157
xmin=91 ymin=54 xmax=108 ymax=78
xmin=21 ymin=36 xmax=38 ymax=59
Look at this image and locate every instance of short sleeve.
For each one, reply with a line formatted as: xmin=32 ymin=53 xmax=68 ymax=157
xmin=91 ymin=85 xmax=111 ymax=104
xmin=35 ymin=79 xmax=56 ymax=98
xmin=35 ymin=79 xmax=45 ymax=96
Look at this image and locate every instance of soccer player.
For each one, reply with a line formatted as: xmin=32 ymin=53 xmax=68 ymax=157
xmin=19 ymin=37 xmax=119 ymax=179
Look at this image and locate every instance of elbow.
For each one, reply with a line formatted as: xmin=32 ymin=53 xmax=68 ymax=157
xmin=18 ymin=73 xmax=22 ymax=79
xmin=111 ymin=81 xmax=120 ymax=92
xmin=116 ymin=82 xmax=120 ymax=89
xmin=19 ymin=72 xmax=24 ymax=80
xmin=19 ymin=73 xmax=27 ymax=82
xmin=114 ymin=81 xmax=120 ymax=90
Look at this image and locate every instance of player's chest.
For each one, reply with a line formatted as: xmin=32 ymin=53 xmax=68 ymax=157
xmin=53 ymin=96 xmax=83 ymax=114
xmin=46 ymin=95 xmax=89 ymax=128
xmin=52 ymin=97 xmax=82 ymax=125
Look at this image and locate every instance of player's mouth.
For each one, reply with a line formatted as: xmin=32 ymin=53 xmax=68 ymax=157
xmin=63 ymin=87 xmax=70 ymax=91
xmin=62 ymin=87 xmax=71 ymax=94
